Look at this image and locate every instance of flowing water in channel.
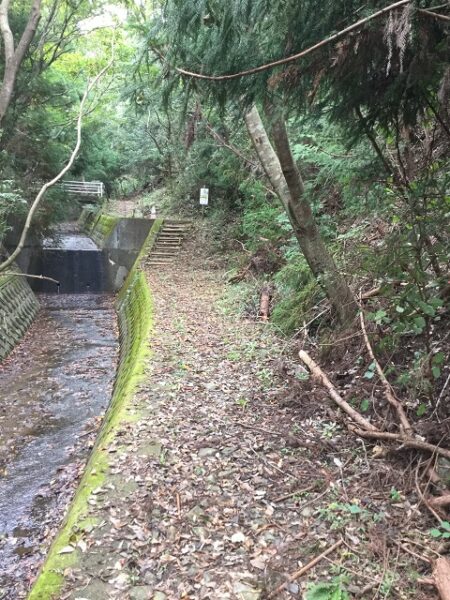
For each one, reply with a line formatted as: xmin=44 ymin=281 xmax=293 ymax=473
xmin=0 ymin=293 xmax=118 ymax=598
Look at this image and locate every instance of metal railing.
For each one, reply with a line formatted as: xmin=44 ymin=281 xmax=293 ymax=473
xmin=1 ymin=179 xmax=104 ymax=197
xmin=60 ymin=180 xmax=104 ymax=197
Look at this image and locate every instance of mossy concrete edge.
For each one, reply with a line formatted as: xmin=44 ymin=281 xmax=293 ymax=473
xmin=78 ymin=207 xmax=121 ymax=246
xmin=28 ymin=218 xmax=163 ymax=599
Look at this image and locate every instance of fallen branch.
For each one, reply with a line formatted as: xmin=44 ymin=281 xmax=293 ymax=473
xmin=433 ymin=557 xmax=450 ymax=600
xmin=418 ymin=577 xmax=436 ymax=586
xmin=361 ymin=286 xmax=382 ymax=299
xmin=351 ymin=428 xmax=450 ymax=461
xmin=228 ymin=263 xmax=252 ymax=284
xmin=266 ymin=539 xmax=344 ymax=599
xmin=299 ymin=349 xmax=450 ymax=461
xmin=359 ymin=304 xmax=412 ymax=434
xmin=299 ymin=350 xmax=379 ymax=432
xmin=0 ymin=271 xmax=59 ymax=285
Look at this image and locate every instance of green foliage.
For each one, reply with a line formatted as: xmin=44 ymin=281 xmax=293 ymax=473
xmin=239 ymin=181 xmax=284 ymax=250
xmin=319 ymin=501 xmax=384 ymax=531
xmin=0 ymin=182 xmax=28 ymax=242
xmin=306 ymin=577 xmax=350 ymax=600
xmin=271 ymin=249 xmax=323 ymax=333
xmin=290 ymin=114 xmax=381 ymax=218
xmin=430 ymin=521 xmax=450 ymax=540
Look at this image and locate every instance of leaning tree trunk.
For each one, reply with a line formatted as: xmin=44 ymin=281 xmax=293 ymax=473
xmin=244 ymin=105 xmax=357 ymax=324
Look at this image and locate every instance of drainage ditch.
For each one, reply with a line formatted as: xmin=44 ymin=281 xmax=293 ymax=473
xmin=0 ymin=291 xmax=118 ymax=596
xmin=0 ymin=220 xmax=159 ymax=599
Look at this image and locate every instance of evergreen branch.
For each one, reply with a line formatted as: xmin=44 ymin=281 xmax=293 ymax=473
xmin=172 ymin=0 xmax=412 ymax=81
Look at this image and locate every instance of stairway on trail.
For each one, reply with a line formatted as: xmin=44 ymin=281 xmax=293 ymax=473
xmin=147 ymin=220 xmax=192 ymax=266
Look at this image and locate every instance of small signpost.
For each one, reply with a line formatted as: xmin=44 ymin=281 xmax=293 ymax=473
xmin=199 ymin=187 xmax=209 ymax=206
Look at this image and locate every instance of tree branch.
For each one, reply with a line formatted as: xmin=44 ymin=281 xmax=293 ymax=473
xmin=359 ymin=303 xmax=413 ymax=434
xmin=417 ymin=8 xmax=450 ymax=22
xmin=0 ymin=0 xmax=14 ymax=64
xmin=0 ymin=0 xmax=42 ymax=125
xmin=204 ymin=122 xmax=277 ymax=197
xmin=0 ymin=61 xmax=112 ymax=273
xmin=0 ymin=272 xmax=60 ymax=285
xmin=14 ymin=0 xmax=42 ymax=67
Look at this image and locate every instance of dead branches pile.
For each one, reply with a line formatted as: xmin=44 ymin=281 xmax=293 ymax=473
xmin=299 ymin=305 xmax=450 ymax=597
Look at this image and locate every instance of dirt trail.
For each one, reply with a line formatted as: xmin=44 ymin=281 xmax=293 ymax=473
xmin=56 ymin=246 xmax=433 ymax=600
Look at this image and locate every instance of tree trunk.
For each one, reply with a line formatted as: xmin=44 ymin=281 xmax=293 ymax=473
xmin=244 ymin=105 xmax=357 ymax=324
xmin=0 ymin=0 xmax=41 ymax=127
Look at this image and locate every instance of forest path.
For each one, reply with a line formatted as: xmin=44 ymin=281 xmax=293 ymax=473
xmin=56 ymin=245 xmax=339 ymax=600
xmin=54 ymin=243 xmax=430 ymax=600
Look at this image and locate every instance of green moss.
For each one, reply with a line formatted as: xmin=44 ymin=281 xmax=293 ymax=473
xmin=90 ymin=214 xmax=120 ymax=247
xmin=78 ymin=208 xmax=120 ymax=246
xmin=28 ymin=219 xmax=161 ymax=600
xmin=78 ymin=207 xmax=96 ymax=229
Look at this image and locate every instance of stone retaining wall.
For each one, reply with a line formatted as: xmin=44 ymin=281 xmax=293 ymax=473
xmin=0 ymin=271 xmax=39 ymax=360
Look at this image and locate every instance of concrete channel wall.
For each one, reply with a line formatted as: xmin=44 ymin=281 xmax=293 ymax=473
xmin=28 ymin=217 xmax=163 ymax=599
xmin=0 ymin=268 xmax=39 ymax=361
xmin=80 ymin=208 xmax=155 ymax=291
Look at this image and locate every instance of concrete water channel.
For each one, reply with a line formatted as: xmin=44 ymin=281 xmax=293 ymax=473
xmin=0 ymin=229 xmax=124 ymax=597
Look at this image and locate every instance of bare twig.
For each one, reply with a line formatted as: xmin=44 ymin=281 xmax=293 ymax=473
xmin=274 ymin=481 xmax=324 ymax=503
xmin=228 ymin=419 xmax=284 ymax=437
xmin=359 ymin=302 xmax=412 ymax=434
xmin=395 ymin=541 xmax=431 ymax=564
xmin=351 ymin=428 xmax=450 ymax=461
xmin=0 ymin=272 xmax=59 ymax=284
xmin=435 ymin=373 xmax=450 ymax=420
xmin=417 ymin=8 xmax=450 ymax=21
xmin=266 ymin=539 xmax=344 ymax=599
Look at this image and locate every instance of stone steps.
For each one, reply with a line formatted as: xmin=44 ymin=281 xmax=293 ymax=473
xmin=147 ymin=220 xmax=191 ymax=266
